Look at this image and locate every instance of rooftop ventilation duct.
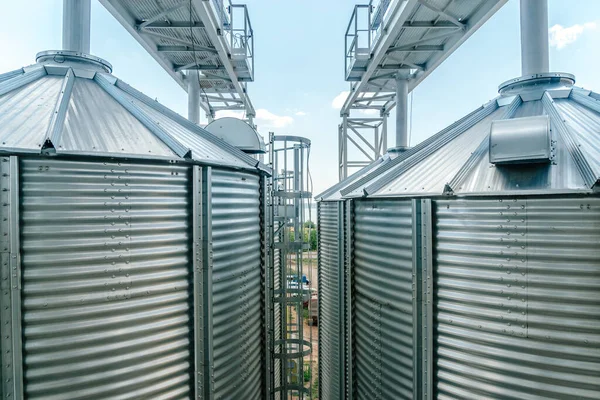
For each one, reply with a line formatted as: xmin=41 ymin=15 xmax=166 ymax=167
xmin=205 ymin=117 xmax=266 ymax=154
xmin=489 ymin=115 xmax=551 ymax=164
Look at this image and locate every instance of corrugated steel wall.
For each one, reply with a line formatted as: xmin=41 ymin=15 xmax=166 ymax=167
xmin=211 ymin=168 xmax=263 ymax=399
xmin=434 ymin=197 xmax=600 ymax=399
xmin=353 ymin=199 xmax=414 ymax=400
xmin=272 ymin=217 xmax=282 ymax=399
xmin=20 ymin=158 xmax=193 ymax=399
xmin=317 ymin=201 xmax=345 ymax=400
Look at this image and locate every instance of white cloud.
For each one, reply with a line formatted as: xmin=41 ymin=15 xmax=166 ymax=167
xmin=295 ymin=111 xmax=307 ymax=116
xmin=215 ymin=110 xmax=245 ymax=119
xmin=255 ymin=109 xmax=294 ymax=128
xmin=332 ymin=91 xmax=350 ymax=109
xmin=359 ymin=109 xmax=379 ymax=115
xmin=549 ymin=22 xmax=596 ymax=49
xmin=215 ymin=109 xmax=294 ymax=129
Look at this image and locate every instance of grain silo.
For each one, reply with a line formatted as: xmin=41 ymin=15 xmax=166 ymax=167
xmin=0 ymin=1 xmax=268 ymax=399
xmin=317 ymin=0 xmax=600 ymax=398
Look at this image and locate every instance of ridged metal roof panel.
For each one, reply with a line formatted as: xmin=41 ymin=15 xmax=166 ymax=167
xmin=114 ymin=79 xmax=255 ymax=168
xmin=326 ymin=86 xmax=600 ymax=198
xmin=373 ymin=107 xmax=505 ymax=197
xmin=0 ymin=62 xmax=260 ymax=171
xmin=0 ymin=75 xmax=63 ymax=152
xmin=554 ymin=97 xmax=600 ymax=179
xmin=58 ymin=78 xmax=177 ymax=158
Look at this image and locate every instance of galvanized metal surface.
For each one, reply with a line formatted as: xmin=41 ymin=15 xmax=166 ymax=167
xmin=116 ymin=79 xmax=257 ymax=169
xmin=0 ymin=62 xmax=263 ymax=172
xmin=271 ymin=218 xmax=282 ymax=399
xmin=489 ymin=115 xmax=551 ymax=164
xmin=99 ymin=0 xmax=256 ymax=117
xmin=317 ymin=202 xmax=344 ymax=400
xmin=329 ymin=86 xmax=600 ymax=199
xmin=61 ymin=76 xmax=177 ymax=158
xmin=434 ymin=196 xmax=600 ymax=399
xmin=353 ymin=199 xmax=414 ymax=399
xmin=20 ymin=157 xmax=193 ymax=399
xmin=373 ymin=108 xmax=505 ymax=197
xmin=0 ymin=156 xmax=23 ymax=399
xmin=344 ymin=200 xmax=353 ymax=400
xmin=340 ymin=102 xmax=496 ymax=198
xmin=0 ymin=68 xmax=25 ymax=84
xmin=210 ymin=168 xmax=263 ymax=400
xmin=0 ymin=75 xmax=63 ymax=152
xmin=555 ymin=95 xmax=600 ymax=180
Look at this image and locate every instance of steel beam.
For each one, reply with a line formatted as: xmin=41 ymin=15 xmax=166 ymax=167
xmin=409 ymin=0 xmax=509 ymax=89
xmin=157 ymin=45 xmax=217 ymax=53
xmin=417 ymin=0 xmax=466 ymax=28
xmin=188 ymin=70 xmax=201 ymax=123
xmin=137 ymin=1 xmax=188 ymax=29
xmin=98 ymin=0 xmax=207 ymax=111
xmin=142 ymin=21 xmax=205 ymax=29
xmin=387 ymin=30 xmax=462 ymax=53
xmin=192 ymin=0 xmax=256 ymax=117
xmin=140 ymin=30 xmax=218 ymax=53
xmin=403 ymin=20 xmax=459 ymax=28
xmin=340 ymin=0 xmax=418 ymax=115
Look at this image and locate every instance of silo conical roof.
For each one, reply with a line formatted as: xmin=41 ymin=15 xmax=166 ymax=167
xmin=0 ymin=50 xmax=266 ymax=172
xmin=318 ymin=73 xmax=600 ymax=200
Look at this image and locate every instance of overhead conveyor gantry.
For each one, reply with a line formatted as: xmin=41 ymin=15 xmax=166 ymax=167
xmin=100 ymin=0 xmax=255 ymax=124
xmin=339 ymin=0 xmax=508 ymax=180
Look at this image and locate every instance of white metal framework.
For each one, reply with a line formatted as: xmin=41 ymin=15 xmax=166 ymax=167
xmin=99 ymin=0 xmax=255 ymax=123
xmin=339 ymin=0 xmax=508 ymax=180
xmin=268 ymin=135 xmax=314 ymax=399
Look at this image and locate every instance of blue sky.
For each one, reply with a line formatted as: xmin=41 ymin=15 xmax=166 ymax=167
xmin=1 ymin=0 xmax=598 ymax=195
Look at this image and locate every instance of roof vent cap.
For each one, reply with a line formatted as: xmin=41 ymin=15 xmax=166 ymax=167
xmin=489 ymin=115 xmax=551 ymax=164
xmin=205 ymin=117 xmax=266 ymax=154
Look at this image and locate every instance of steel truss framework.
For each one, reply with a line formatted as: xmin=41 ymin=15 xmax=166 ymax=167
xmin=339 ymin=0 xmax=508 ymax=180
xmin=339 ymin=115 xmax=388 ymax=181
xmin=99 ymin=0 xmax=255 ymax=121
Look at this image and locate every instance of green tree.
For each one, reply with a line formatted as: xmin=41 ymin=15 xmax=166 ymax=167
xmin=309 ymin=229 xmax=317 ymax=251
xmin=304 ymin=220 xmax=316 ymax=229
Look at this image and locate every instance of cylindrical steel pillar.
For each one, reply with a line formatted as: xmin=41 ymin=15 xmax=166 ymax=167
xmin=395 ymin=77 xmax=409 ymax=149
xmin=62 ymin=0 xmax=91 ymax=54
xmin=520 ymin=0 xmax=549 ymax=75
xmin=187 ymin=70 xmax=201 ymax=124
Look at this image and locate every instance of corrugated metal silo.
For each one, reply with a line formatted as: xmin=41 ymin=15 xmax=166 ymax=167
xmin=0 ymin=50 xmax=269 ymax=399
xmin=317 ymin=1 xmax=600 ymax=398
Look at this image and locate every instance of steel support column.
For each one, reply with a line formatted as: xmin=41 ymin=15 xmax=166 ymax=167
xmin=187 ymin=70 xmax=201 ymax=124
xmin=63 ymin=0 xmax=91 ymax=53
xmin=339 ymin=115 xmax=385 ymax=180
xmin=395 ymin=77 xmax=409 ymax=149
xmin=520 ymin=0 xmax=549 ymax=76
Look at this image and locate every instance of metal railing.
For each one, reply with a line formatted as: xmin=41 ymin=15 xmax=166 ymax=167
xmin=212 ymin=0 xmax=254 ymax=80
xmin=344 ymin=0 xmax=392 ymax=79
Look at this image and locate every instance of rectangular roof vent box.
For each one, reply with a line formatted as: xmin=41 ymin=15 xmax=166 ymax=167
xmin=489 ymin=115 xmax=551 ymax=164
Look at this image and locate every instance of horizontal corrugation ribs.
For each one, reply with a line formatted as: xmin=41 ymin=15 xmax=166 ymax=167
xmin=434 ymin=197 xmax=600 ymax=399
xmin=272 ymin=219 xmax=282 ymax=398
xmin=210 ymin=169 xmax=263 ymax=400
xmin=20 ymin=158 xmax=193 ymax=400
xmin=353 ymin=200 xmax=414 ymax=399
xmin=318 ymin=202 xmax=342 ymax=400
